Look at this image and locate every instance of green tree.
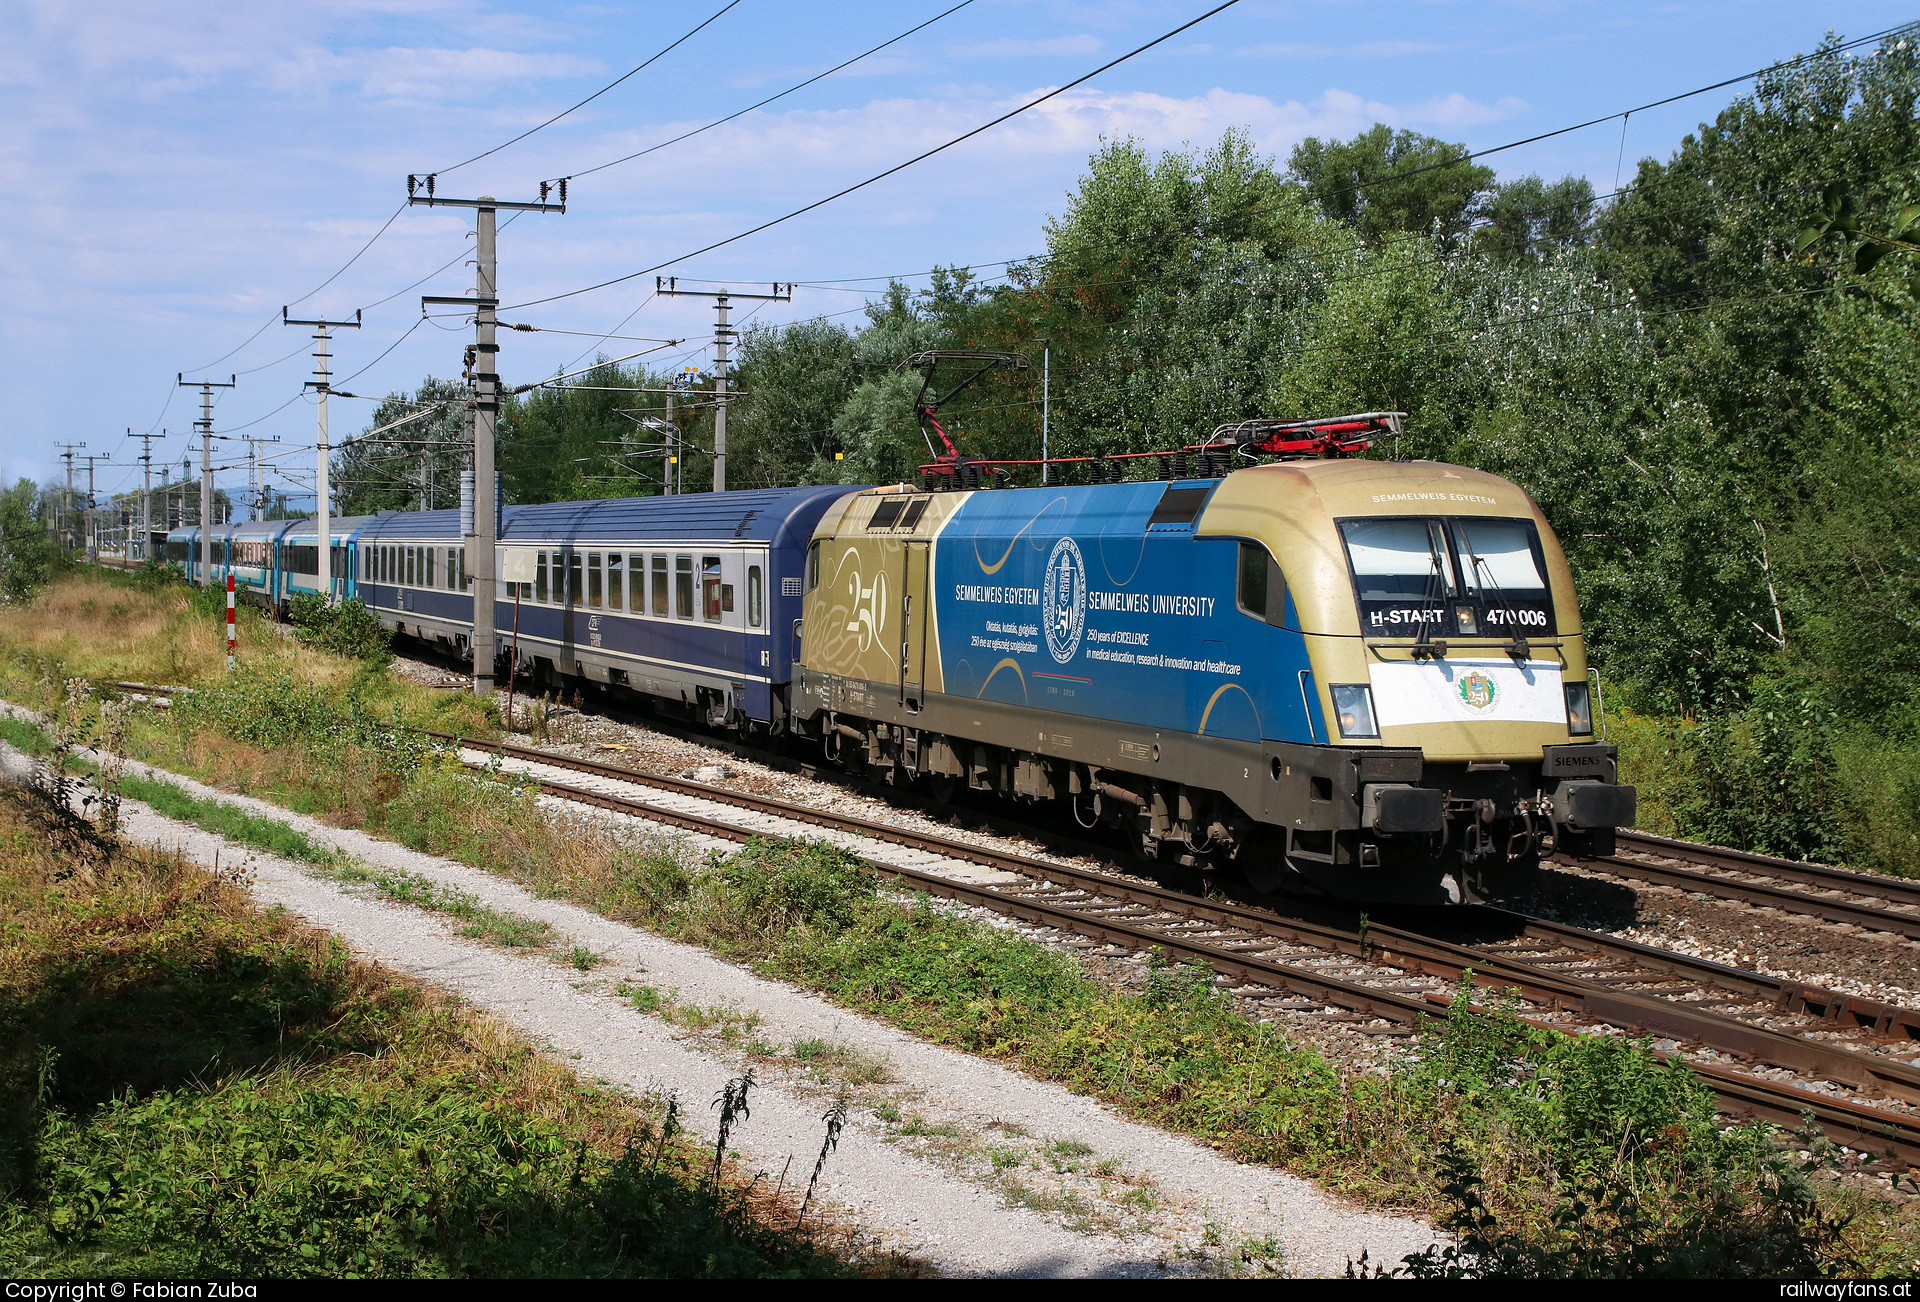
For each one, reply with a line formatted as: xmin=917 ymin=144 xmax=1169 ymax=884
xmin=0 ymin=480 xmax=59 ymax=602
xmin=1288 ymin=124 xmax=1495 ymax=244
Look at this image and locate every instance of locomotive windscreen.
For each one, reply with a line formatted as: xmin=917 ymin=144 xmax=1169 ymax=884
xmin=1340 ymin=516 xmax=1555 ymax=638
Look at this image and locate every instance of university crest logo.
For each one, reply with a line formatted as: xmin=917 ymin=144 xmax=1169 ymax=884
xmin=1042 ymin=536 xmax=1086 ymax=664
xmin=1457 ymin=670 xmax=1498 ymax=712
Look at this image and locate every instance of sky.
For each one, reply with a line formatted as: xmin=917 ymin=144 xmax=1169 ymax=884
xmin=3 ymin=0 xmax=1914 ymax=510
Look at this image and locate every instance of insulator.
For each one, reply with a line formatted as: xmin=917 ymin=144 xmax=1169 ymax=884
xmin=540 ymin=181 xmax=549 ymax=203
xmin=559 ymin=178 xmax=568 ymax=204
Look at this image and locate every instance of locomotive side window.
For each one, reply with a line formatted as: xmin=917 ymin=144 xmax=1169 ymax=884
xmin=675 ymin=555 xmax=694 ymax=618
xmin=652 ymin=555 xmax=668 ymax=616
xmin=702 ymin=556 xmax=723 ymax=621
xmin=1236 ymin=543 xmax=1288 ymax=625
xmin=607 ymin=553 xmax=622 ymax=610
xmin=747 ymin=565 xmax=763 ymax=627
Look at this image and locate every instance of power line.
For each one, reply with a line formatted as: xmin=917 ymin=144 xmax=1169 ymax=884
xmin=559 ymin=0 xmax=978 ymax=182
xmin=501 ymin=0 xmax=1244 ymax=312
xmin=429 ymin=0 xmax=743 ymax=177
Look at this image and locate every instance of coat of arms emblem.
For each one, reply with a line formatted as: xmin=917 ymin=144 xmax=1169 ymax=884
xmin=1457 ymin=670 xmax=1498 ymax=712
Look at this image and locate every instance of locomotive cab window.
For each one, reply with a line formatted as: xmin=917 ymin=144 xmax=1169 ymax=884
xmin=1339 ymin=516 xmax=1555 ymax=638
xmin=1236 ymin=543 xmax=1288 ymax=625
xmin=805 ymin=541 xmax=821 ymax=593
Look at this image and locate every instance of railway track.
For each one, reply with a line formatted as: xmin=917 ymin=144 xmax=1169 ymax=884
xmin=1589 ymin=831 xmax=1920 ymax=941
xmin=442 ymin=731 xmax=1920 ymax=1168
xmin=82 ymin=679 xmax=1920 ymax=1162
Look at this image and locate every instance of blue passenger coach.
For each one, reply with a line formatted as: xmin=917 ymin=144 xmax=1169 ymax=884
xmin=357 ymin=486 xmax=853 ymax=731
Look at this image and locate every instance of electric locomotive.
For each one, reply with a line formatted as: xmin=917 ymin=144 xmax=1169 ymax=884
xmin=792 ymin=412 xmax=1634 ymax=904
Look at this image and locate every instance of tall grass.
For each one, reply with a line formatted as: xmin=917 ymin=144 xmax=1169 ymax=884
xmin=0 ymin=787 xmax=881 ymax=1278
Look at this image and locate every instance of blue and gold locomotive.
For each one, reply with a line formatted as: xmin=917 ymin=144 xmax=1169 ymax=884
xmin=171 ymin=413 xmax=1632 ymax=903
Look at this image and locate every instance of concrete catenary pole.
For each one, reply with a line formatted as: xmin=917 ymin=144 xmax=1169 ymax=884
xmin=282 ymin=309 xmax=360 ymax=601
xmin=410 ymin=176 xmax=564 ymax=698
xmin=178 ymin=374 xmax=234 ymax=583
xmin=655 ymin=280 xmax=790 ymax=492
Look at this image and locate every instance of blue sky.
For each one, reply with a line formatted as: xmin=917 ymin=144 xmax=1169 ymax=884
xmin=3 ymin=0 xmax=1912 ymax=506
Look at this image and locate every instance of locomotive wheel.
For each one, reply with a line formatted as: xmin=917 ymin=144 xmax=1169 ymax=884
xmin=929 ymin=773 xmax=958 ymax=806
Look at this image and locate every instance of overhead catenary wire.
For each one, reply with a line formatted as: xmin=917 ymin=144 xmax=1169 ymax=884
xmin=558 ymin=0 xmax=978 ymax=183
xmin=501 ymin=0 xmax=1245 ymax=312
xmin=428 ymin=0 xmax=743 ymax=177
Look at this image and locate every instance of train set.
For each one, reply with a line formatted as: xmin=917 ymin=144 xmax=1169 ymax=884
xmin=166 ymin=412 xmax=1634 ymax=904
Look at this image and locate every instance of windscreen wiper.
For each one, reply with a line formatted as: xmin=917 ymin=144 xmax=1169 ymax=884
xmin=1414 ymin=526 xmax=1449 ymax=660
xmin=1459 ymin=526 xmax=1530 ymax=659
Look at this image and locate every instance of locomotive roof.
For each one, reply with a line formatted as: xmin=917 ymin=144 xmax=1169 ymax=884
xmin=358 ymin=484 xmax=860 ymax=548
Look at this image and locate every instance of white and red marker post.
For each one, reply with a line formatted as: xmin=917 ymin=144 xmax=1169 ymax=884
xmin=226 ymin=572 xmax=236 ymax=673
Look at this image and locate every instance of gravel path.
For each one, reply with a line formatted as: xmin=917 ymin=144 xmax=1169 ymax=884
xmin=0 ymin=716 xmax=1435 ymax=1277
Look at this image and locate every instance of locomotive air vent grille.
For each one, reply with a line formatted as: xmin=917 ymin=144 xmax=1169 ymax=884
xmin=1145 ymin=484 xmax=1214 ymax=532
xmin=783 ymin=577 xmax=802 ymax=596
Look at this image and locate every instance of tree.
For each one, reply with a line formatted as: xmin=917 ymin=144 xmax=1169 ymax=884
xmin=1288 ymin=125 xmax=1495 ymax=245
xmin=1475 ymin=175 xmax=1597 ymax=264
xmin=0 ymin=480 xmax=59 ymax=602
xmin=335 ymin=378 xmax=468 ymax=517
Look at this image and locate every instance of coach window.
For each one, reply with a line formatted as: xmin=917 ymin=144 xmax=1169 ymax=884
xmin=747 ymin=565 xmax=763 ymax=628
xmin=607 ymin=553 xmax=622 ymax=610
xmin=425 ymin=547 xmax=436 ymax=589
xmin=587 ymin=553 xmax=603 ymax=609
xmin=628 ymin=555 xmax=644 ymax=613
xmin=650 ymin=555 xmax=667 ymax=616
xmin=675 ymin=555 xmax=694 ymax=618
xmin=567 ymin=552 xmax=583 ymax=606
xmin=458 ymin=547 xmax=468 ymax=590
xmin=535 ymin=551 xmax=548 ymax=603
xmin=702 ymin=556 xmax=723 ymax=621
xmin=406 ymin=547 xmax=415 ymax=587
xmin=1236 ymin=542 xmax=1288 ymax=626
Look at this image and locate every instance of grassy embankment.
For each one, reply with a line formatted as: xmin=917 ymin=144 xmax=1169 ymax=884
xmin=4 ymin=571 xmax=1917 ymax=1277
xmin=0 ymin=775 xmax=885 ymax=1277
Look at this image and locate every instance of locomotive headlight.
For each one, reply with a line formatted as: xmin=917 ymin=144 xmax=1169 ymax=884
xmin=1565 ymin=682 xmax=1594 ymax=735
xmin=1331 ymin=684 xmax=1380 ymax=739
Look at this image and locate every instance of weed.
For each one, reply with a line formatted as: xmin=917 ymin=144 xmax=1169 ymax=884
xmin=711 ymin=1071 xmax=756 ymax=1189
xmin=989 ymin=1147 xmax=1024 ymax=1171
xmin=622 ymin=983 xmax=665 ymax=1014
xmin=800 ymin=1095 xmax=851 ymax=1222
xmin=567 ymin=944 xmax=606 ymax=971
xmin=871 ymin=1104 xmax=901 ymax=1124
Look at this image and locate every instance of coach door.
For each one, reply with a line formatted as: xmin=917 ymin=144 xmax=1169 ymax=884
xmin=900 ymin=540 xmax=929 ymax=712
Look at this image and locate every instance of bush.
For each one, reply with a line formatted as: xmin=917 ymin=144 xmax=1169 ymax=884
xmin=287 ymin=595 xmax=392 ymax=666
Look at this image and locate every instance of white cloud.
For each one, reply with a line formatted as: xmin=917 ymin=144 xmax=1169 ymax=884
xmin=264 ymin=46 xmax=605 ymax=99
xmin=951 ymin=35 xmax=1105 ymax=58
xmin=1236 ymin=40 xmax=1468 ymax=59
